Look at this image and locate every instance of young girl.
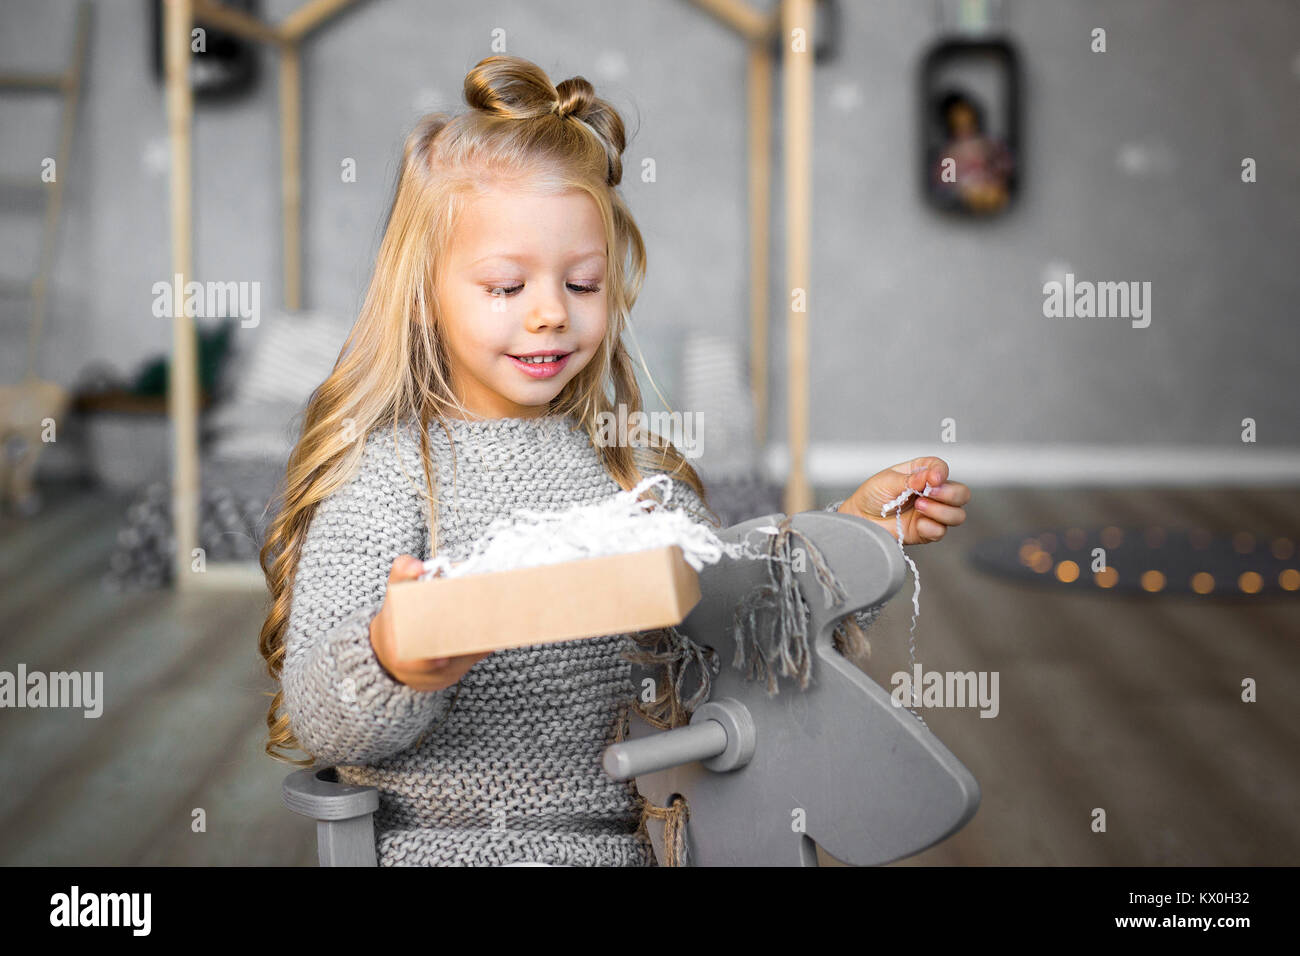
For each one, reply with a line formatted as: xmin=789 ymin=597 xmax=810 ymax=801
xmin=258 ymin=55 xmax=971 ymax=867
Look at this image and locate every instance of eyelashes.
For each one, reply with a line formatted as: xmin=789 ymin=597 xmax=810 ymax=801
xmin=487 ymin=283 xmax=602 ymax=297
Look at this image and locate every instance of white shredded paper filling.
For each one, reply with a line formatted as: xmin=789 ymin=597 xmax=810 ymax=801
xmin=418 ymin=473 xmax=767 ymax=581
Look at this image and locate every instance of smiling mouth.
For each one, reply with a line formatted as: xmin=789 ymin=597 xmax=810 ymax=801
xmin=506 ymin=351 xmax=573 ymax=378
xmin=508 ymin=353 xmax=569 ymax=364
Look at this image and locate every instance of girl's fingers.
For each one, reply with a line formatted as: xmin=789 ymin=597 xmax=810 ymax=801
xmin=404 ymin=650 xmax=490 ymax=677
xmin=913 ymin=515 xmax=948 ymax=542
xmin=924 ymin=480 xmax=971 ymax=507
xmin=914 ymin=496 xmax=966 ymax=528
xmin=388 ymin=554 xmax=424 ymax=583
xmin=901 ymin=457 xmax=949 ymax=492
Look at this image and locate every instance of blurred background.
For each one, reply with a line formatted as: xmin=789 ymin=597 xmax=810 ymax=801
xmin=0 ymin=0 xmax=1296 ymax=866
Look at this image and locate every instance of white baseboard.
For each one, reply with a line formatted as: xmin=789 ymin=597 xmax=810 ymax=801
xmin=177 ymin=561 xmax=268 ymax=592
xmin=762 ymin=443 xmax=1300 ymax=486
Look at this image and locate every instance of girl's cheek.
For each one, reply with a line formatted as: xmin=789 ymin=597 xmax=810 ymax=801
xmin=585 ymin=305 xmax=609 ymax=346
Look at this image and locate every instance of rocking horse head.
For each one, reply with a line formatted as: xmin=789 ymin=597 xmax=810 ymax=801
xmin=607 ymin=509 xmax=980 ymax=866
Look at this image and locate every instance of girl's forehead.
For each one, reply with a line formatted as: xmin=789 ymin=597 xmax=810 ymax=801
xmin=470 ymin=249 xmax=605 ymax=267
xmin=452 ymin=189 xmax=607 ymax=262
xmin=466 ymin=181 xmax=592 ymax=210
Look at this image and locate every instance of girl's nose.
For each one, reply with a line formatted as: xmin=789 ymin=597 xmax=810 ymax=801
xmin=526 ymin=311 xmax=567 ymax=333
xmin=526 ymin=295 xmax=568 ymax=332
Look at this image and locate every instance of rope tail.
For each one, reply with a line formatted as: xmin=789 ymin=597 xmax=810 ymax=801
xmin=730 ymin=514 xmax=861 ymax=694
xmin=638 ymin=794 xmax=690 ymax=866
xmin=623 ymin=624 xmax=719 ymax=729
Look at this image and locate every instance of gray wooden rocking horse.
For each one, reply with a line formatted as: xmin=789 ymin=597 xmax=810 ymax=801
xmin=282 ymin=509 xmax=980 ymax=866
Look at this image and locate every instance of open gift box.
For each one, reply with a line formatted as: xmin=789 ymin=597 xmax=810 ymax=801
xmin=384 ymin=545 xmax=703 ymax=658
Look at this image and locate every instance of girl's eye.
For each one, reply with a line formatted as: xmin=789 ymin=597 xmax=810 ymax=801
xmin=486 ymin=283 xmax=602 ymax=296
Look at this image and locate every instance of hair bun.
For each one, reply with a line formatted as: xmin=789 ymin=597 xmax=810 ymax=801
xmin=462 ymin=55 xmax=627 ymax=186
xmin=552 ymin=76 xmax=594 ymax=121
xmin=463 ymin=55 xmax=558 ymax=119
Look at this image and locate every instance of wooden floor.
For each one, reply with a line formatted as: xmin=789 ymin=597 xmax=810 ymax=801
xmin=1 ymin=480 xmax=1297 ymax=866
xmin=0 ymin=483 xmax=316 ymax=866
xmin=818 ymin=481 xmax=1300 ymax=867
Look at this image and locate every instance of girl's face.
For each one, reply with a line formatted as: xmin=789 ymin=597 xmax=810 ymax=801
xmin=436 ymin=183 xmax=609 ymax=419
xmin=948 ymin=102 xmax=977 ymax=137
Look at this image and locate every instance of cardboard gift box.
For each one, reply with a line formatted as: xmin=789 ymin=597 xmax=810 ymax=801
xmin=385 ymin=545 xmax=702 ymax=659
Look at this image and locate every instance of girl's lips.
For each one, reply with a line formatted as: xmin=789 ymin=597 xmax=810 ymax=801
xmin=507 ymin=352 xmax=571 ymax=379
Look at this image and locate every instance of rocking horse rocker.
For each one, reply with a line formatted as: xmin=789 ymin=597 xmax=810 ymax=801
xmin=283 ymin=507 xmax=980 ymax=866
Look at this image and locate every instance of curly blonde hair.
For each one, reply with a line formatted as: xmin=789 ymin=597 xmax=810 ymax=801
xmin=258 ymin=54 xmax=716 ymax=765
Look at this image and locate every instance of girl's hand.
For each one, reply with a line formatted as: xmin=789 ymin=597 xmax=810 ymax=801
xmin=836 ymin=457 xmax=971 ymax=545
xmin=369 ymin=555 xmax=491 ymax=691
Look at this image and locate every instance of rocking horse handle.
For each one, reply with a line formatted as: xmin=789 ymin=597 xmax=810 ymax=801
xmin=603 ymin=699 xmax=757 ymax=780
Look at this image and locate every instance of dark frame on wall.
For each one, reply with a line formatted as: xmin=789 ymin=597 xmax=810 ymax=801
xmin=919 ymin=37 xmax=1022 ymax=218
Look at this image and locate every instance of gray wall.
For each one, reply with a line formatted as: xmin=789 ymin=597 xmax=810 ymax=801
xmin=2 ymin=0 xmax=1297 ymax=458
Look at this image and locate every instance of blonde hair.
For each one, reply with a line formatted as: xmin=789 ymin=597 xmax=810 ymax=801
xmin=258 ymin=55 xmax=717 ymax=765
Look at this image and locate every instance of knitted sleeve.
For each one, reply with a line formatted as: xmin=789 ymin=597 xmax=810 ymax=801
xmin=280 ymin=427 xmax=456 ymax=766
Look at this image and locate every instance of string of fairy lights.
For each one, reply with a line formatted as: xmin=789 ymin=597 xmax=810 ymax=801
xmin=1011 ymin=527 xmax=1299 ymax=595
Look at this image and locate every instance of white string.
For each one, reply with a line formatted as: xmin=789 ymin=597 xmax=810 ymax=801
xmin=881 ymin=481 xmax=933 ymax=726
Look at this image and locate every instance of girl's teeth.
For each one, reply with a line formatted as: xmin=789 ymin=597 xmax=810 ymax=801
xmin=518 ymin=355 xmax=560 ymax=363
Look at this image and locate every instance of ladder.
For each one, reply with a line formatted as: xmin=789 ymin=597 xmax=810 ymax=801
xmin=0 ymin=0 xmax=90 ymax=383
xmin=0 ymin=1 xmax=90 ymax=512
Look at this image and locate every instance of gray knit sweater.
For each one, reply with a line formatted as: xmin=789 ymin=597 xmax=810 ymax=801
xmin=281 ymin=413 xmax=880 ymax=866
